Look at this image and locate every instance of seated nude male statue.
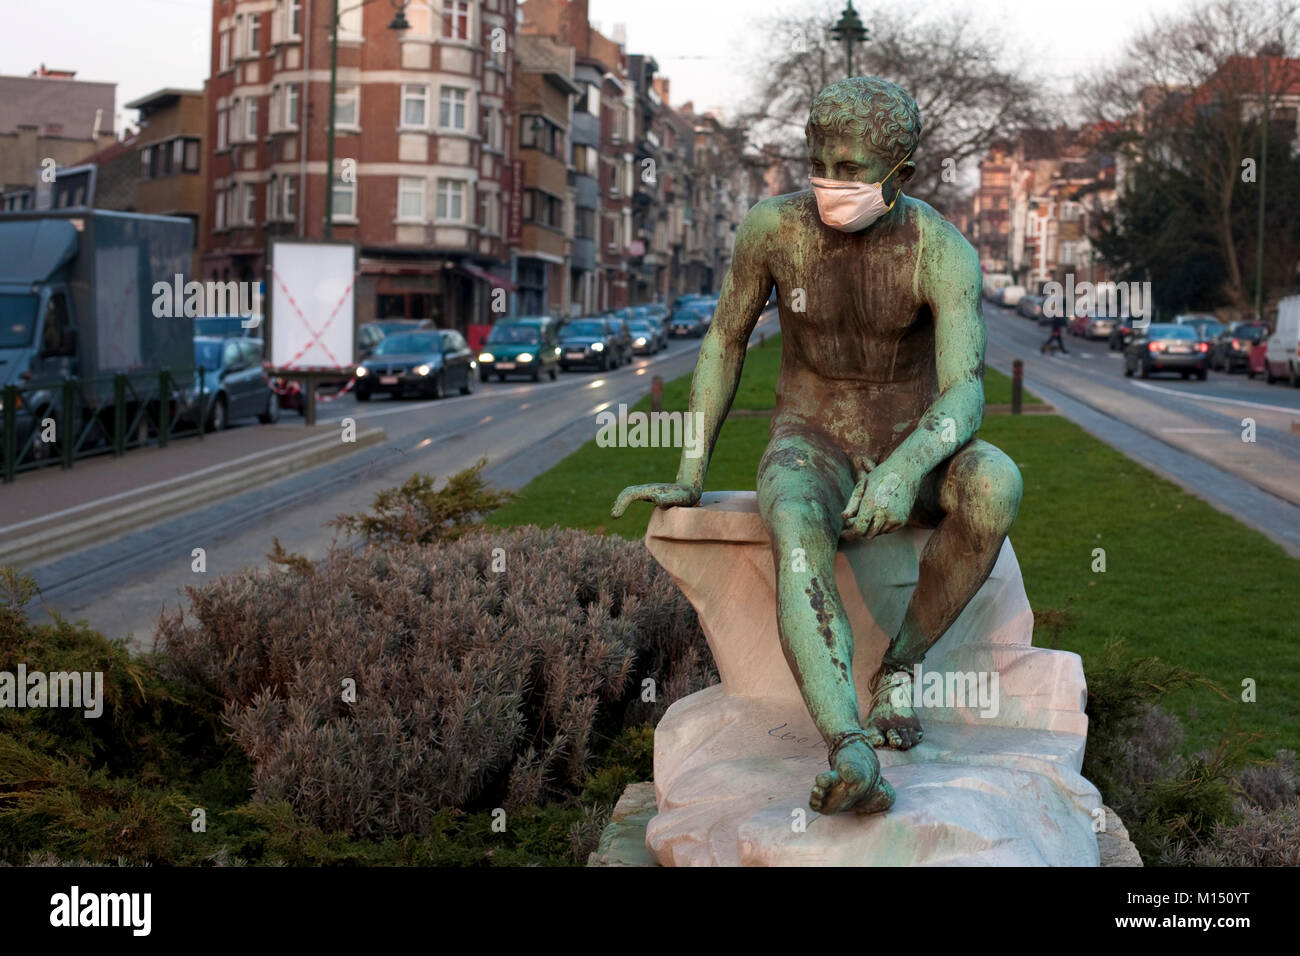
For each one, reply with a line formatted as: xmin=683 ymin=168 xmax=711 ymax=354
xmin=611 ymin=76 xmax=1023 ymax=816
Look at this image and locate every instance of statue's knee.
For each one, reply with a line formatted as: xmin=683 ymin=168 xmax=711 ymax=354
xmin=765 ymin=499 xmax=837 ymax=552
xmin=961 ymin=453 xmax=1022 ymax=537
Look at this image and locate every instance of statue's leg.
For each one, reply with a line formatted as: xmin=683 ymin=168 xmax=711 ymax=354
xmin=866 ymin=439 xmax=1023 ymax=750
xmin=757 ymin=427 xmax=895 ymax=815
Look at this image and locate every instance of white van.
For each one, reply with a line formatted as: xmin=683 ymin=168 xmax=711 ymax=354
xmin=982 ymin=273 xmax=1013 ymax=300
xmin=1264 ymin=295 xmax=1300 ymax=386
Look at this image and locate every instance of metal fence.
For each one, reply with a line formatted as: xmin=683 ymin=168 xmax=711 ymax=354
xmin=1 ymin=368 xmax=211 ymax=483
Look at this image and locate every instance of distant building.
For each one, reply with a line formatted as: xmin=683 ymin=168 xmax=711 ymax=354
xmin=0 ymin=66 xmax=117 ymax=210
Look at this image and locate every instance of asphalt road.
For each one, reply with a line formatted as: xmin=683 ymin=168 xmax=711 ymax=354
xmin=30 ymin=311 xmax=780 ymax=646
xmin=983 ymin=302 xmax=1300 ymax=556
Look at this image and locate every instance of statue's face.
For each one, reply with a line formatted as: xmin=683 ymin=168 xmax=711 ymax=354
xmin=808 ymin=132 xmax=914 ymax=201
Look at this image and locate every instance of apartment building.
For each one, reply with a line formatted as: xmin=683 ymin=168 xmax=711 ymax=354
xmin=203 ymin=0 xmax=517 ymax=331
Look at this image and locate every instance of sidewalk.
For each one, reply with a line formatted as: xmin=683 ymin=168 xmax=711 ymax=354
xmin=0 ymin=420 xmax=385 ymax=568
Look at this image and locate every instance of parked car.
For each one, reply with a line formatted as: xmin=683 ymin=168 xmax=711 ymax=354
xmin=194 ymin=315 xmax=260 ymax=338
xmin=982 ymin=273 xmax=1012 ymax=300
xmin=1187 ymin=318 xmax=1225 ymax=347
xmin=642 ymin=314 xmax=668 ymax=350
xmin=1173 ymin=312 xmax=1219 ymax=328
xmin=997 ymin=285 xmax=1026 ymax=308
xmin=605 ymin=316 xmax=635 ymax=364
xmin=1123 ymin=323 xmax=1209 ymax=380
xmin=559 ymin=318 xmax=620 ymax=371
xmin=354 ymin=329 xmax=475 ymax=400
xmin=372 ymin=318 xmax=437 ymax=335
xmin=1016 ymin=294 xmax=1045 ymax=320
xmin=1262 ymin=295 xmax=1300 ymax=386
xmin=1247 ymin=339 xmax=1269 ymax=379
xmin=477 ymin=319 xmax=560 ymax=382
xmin=670 ymin=303 xmax=708 ymax=337
xmin=192 ymin=336 xmax=278 ymax=430
xmin=1211 ymin=321 xmax=1269 ymax=372
xmin=1084 ymin=313 xmax=1120 ymax=340
xmin=1108 ymin=318 xmax=1139 ymax=351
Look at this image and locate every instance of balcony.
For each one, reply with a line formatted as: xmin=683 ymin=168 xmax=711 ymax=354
xmin=572 ymin=236 xmax=596 ymax=272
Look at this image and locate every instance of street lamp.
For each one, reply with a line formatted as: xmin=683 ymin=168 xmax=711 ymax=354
xmin=325 ymin=0 xmax=411 ymax=238
xmin=830 ymin=1 xmax=869 ymax=80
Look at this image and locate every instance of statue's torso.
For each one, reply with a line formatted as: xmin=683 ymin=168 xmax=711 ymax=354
xmin=765 ymin=192 xmax=941 ymax=460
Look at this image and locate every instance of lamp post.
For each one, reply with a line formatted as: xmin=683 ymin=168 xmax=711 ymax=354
xmin=1254 ymin=54 xmax=1270 ymax=322
xmin=830 ymin=1 xmax=869 ymax=80
xmin=325 ymin=0 xmax=411 ymax=239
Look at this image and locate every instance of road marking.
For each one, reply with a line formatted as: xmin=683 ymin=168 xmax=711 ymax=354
xmin=1127 ymin=380 xmax=1300 ymax=415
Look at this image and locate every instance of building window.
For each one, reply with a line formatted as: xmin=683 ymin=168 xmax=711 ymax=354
xmin=215 ymin=188 xmax=226 ymax=230
xmin=402 ymin=84 xmax=429 ymax=128
xmin=443 ymin=0 xmax=470 ymax=40
xmin=572 ymin=143 xmax=598 ymax=177
xmin=406 ymin=1 xmax=435 ymax=36
xmin=524 ymin=189 xmax=563 ymax=229
xmin=436 ymin=178 xmax=465 ymax=221
xmin=248 ymin=14 xmax=261 ymax=55
xmin=290 ymin=0 xmax=303 ymax=37
xmin=521 ymin=115 xmax=563 ymax=156
xmin=439 ymin=86 xmax=467 ymax=130
xmin=480 ymin=191 xmax=499 ymax=233
xmin=575 ymin=207 xmax=595 ymax=239
xmin=334 ymin=86 xmax=359 ymax=128
xmin=245 ymin=97 xmax=259 ymax=140
xmin=243 ymin=183 xmax=257 ymax=224
xmin=217 ymin=108 xmax=227 ymax=149
xmin=184 ymin=139 xmax=200 ymax=172
xmin=268 ymin=174 xmax=280 ymax=219
xmin=339 ymin=4 xmax=363 ymax=39
xmin=219 ymin=30 xmax=231 ymax=69
xmin=333 ymin=177 xmax=356 ymax=220
xmin=284 ymin=175 xmax=298 ymax=219
xmin=284 ymin=83 xmax=299 ymax=129
xmin=398 ymin=176 xmax=426 ymax=220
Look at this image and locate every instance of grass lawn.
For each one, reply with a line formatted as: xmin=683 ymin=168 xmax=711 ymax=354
xmin=490 ymin=335 xmax=1298 ymax=758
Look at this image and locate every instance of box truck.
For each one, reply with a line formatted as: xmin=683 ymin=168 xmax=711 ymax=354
xmin=0 ymin=209 xmax=193 ymax=464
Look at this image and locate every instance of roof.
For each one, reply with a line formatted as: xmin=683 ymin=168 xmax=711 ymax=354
xmin=0 ymin=73 xmax=114 ymax=138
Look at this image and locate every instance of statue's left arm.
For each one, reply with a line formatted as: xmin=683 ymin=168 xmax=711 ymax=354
xmin=842 ymin=217 xmax=985 ymax=539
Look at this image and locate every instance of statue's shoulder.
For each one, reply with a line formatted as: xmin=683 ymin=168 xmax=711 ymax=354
xmin=905 ymin=196 xmax=979 ymax=272
xmin=742 ymin=191 xmax=808 ymax=232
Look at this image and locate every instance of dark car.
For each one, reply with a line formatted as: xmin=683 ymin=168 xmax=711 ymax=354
xmin=1016 ymin=294 xmax=1045 ymax=320
xmin=191 ymin=336 xmax=278 ymax=430
xmin=604 ymin=316 xmax=634 ymax=364
xmin=478 ymin=319 xmax=560 ymax=382
xmin=1124 ymin=323 xmax=1209 ymax=380
xmin=194 ymin=315 xmax=260 ymax=338
xmin=372 ymin=318 xmax=437 ymax=335
xmin=1211 ymin=321 xmax=1269 ymax=373
xmin=626 ymin=318 xmax=663 ymax=355
xmin=669 ymin=303 xmax=708 ymax=338
xmin=559 ymin=318 xmax=620 ymax=371
xmin=354 ymin=329 xmax=475 ymax=400
xmin=357 ymin=322 xmax=386 ymax=360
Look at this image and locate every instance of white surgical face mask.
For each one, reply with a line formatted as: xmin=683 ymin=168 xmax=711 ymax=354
xmin=809 ymin=151 xmax=911 ymax=232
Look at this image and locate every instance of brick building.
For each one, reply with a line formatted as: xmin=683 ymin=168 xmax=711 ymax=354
xmin=203 ymin=0 xmax=518 ymax=332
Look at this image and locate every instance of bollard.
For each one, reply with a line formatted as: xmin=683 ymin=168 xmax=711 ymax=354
xmin=651 ymin=375 xmax=664 ymax=414
xmin=1011 ymin=359 xmax=1024 ymax=415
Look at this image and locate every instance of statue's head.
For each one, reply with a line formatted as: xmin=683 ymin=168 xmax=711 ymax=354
xmin=805 ymin=76 xmax=921 ymax=205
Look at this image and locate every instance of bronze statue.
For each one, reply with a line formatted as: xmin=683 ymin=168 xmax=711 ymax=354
xmin=613 ymin=76 xmax=1022 ymax=815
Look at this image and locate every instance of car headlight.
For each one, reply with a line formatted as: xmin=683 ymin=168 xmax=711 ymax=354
xmin=518 ymin=352 xmax=534 ymax=362
xmin=591 ymin=342 xmax=605 ymax=351
xmin=634 ymin=337 xmax=647 ymax=347
xmin=415 ymin=364 xmax=431 ymax=376
xmin=554 ymin=346 xmax=561 ymax=355
xmin=355 ymin=366 xmax=368 ymax=377
xmin=479 ymin=352 xmax=494 ymax=363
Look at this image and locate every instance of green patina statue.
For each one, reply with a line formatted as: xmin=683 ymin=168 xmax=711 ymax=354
xmin=612 ymin=76 xmax=1022 ymax=816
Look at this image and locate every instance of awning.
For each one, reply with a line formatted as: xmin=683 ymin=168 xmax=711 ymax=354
xmin=459 ymin=262 xmax=517 ymax=292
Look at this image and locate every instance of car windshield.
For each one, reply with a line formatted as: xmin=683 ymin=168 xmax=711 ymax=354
xmin=1196 ymin=322 xmax=1224 ymax=336
xmin=1147 ymin=325 xmax=1197 ymax=340
xmin=376 ymin=333 xmax=441 ymax=354
xmin=487 ymin=325 xmax=540 ymax=345
xmin=376 ymin=321 xmax=421 ymax=334
xmin=0 ymin=293 xmax=38 ymax=348
xmin=565 ymin=321 xmax=605 ymax=337
xmin=195 ymin=316 xmax=249 ymax=338
xmin=628 ymin=321 xmax=653 ymax=332
xmin=194 ymin=340 xmax=224 ymax=370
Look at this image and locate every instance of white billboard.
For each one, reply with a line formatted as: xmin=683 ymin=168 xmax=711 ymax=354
xmin=268 ymin=240 xmax=357 ymax=370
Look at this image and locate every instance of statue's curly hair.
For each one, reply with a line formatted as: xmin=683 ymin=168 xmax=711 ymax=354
xmin=805 ymin=76 xmax=922 ymax=166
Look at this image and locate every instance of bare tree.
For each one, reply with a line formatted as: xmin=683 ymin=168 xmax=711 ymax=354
xmin=737 ymin=1 xmax=1047 ymax=208
xmin=1079 ymin=0 xmax=1300 ymax=309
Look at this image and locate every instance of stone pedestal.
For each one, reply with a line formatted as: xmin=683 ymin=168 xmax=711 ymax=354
xmin=643 ymin=491 xmax=1103 ymax=866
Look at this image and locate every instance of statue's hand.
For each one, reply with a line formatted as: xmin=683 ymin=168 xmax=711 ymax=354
xmin=841 ymin=458 xmax=919 ymax=541
xmin=611 ymin=482 xmax=702 ymax=519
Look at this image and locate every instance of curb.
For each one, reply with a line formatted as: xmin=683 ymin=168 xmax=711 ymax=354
xmin=0 ymin=426 xmax=387 ymax=571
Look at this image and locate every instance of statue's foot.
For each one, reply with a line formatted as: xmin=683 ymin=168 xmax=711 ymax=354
xmin=866 ymin=668 xmax=925 ymax=750
xmin=810 ymin=734 xmax=896 ymax=815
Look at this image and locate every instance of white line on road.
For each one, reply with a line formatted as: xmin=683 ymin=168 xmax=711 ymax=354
xmin=1127 ymin=380 xmax=1300 ymax=415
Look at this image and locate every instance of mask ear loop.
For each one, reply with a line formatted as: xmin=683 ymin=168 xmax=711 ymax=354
xmin=880 ymin=149 xmax=912 ymax=212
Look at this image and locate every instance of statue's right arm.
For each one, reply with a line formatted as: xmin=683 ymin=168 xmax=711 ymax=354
xmin=611 ymin=201 xmax=777 ymax=518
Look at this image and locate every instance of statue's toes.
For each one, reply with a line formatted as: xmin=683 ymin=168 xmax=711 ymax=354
xmin=886 ymin=729 xmax=903 ymax=748
xmin=865 ymin=726 xmax=887 ymax=747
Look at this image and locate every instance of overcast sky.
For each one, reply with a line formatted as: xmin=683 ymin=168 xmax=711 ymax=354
xmin=0 ymin=0 xmax=1197 ymax=133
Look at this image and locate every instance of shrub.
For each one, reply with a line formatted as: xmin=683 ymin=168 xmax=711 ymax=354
xmin=157 ymin=527 xmax=714 ymax=840
xmin=329 ymin=458 xmax=514 ymax=546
